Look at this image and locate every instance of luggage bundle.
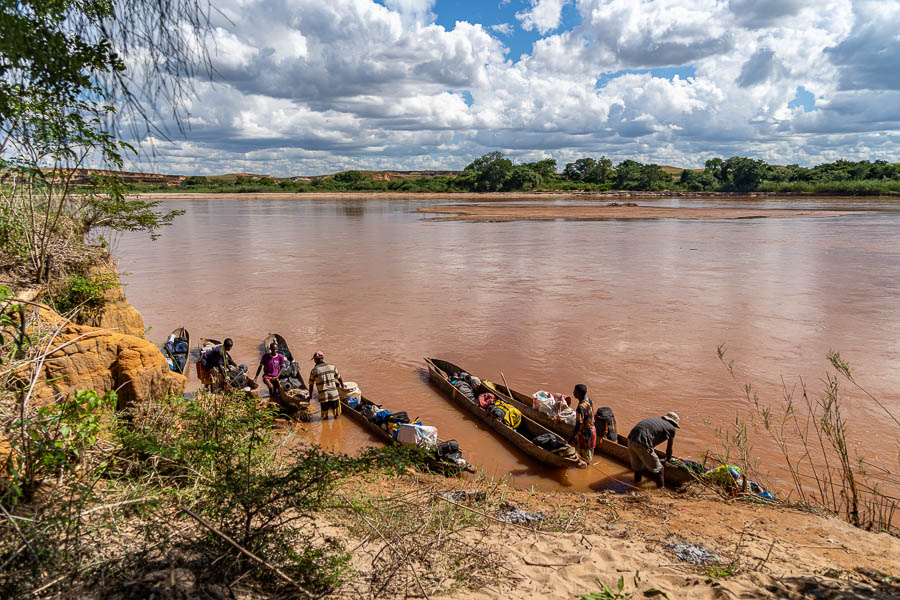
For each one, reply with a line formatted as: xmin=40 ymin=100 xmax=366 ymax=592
xmin=533 ymin=432 xmax=566 ymax=451
xmin=448 ymin=372 xmax=480 ymax=403
xmin=396 ymin=423 xmax=438 ymax=450
xmin=360 ymin=402 xmax=381 ymax=421
xmin=532 ymin=391 xmax=556 ymax=416
xmin=556 ymin=406 xmax=576 ymax=426
xmin=594 ymin=407 xmax=617 ymax=442
xmin=436 ymin=439 xmax=465 ymax=466
xmin=477 ymin=393 xmax=496 ymax=408
xmin=490 ymin=400 xmax=522 ymax=429
xmin=340 ymin=382 xmax=362 ymax=409
xmin=278 ymin=361 xmax=304 ymax=391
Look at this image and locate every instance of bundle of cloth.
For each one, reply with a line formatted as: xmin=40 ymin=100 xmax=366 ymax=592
xmin=448 ymin=372 xmax=481 ymax=403
xmin=532 ymin=391 xmax=576 ymax=426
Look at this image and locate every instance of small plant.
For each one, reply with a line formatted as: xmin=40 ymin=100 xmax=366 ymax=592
xmin=706 ymin=564 xmax=736 ymax=581
xmin=579 ymin=572 xmax=669 ymax=599
xmin=48 ymin=272 xmax=119 ymax=321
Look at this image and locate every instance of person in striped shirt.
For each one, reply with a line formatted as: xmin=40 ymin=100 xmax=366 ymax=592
xmin=308 ymin=351 xmax=344 ymax=419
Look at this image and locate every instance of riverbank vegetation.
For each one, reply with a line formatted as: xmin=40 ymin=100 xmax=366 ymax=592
xmin=0 ymin=1 xmax=208 ymax=293
xmin=711 ymin=346 xmax=899 ymax=534
xmin=128 ymin=153 xmax=900 ymax=196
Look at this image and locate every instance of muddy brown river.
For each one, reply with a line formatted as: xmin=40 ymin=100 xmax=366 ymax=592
xmin=115 ymin=195 xmax=900 ymax=495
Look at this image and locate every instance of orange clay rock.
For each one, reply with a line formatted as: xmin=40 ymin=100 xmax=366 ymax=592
xmin=26 ymin=306 xmax=184 ymax=409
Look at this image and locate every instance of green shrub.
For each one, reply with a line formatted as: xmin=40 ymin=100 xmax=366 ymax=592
xmin=49 ymin=272 xmax=118 ymax=320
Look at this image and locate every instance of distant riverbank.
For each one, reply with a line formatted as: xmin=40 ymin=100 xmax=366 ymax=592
xmin=128 ymin=190 xmax=900 ymax=201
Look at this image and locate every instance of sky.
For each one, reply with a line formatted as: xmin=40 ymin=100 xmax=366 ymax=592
xmin=134 ymin=0 xmax=900 ymax=176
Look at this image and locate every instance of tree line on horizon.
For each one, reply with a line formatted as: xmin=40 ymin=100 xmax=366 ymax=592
xmin=168 ymin=153 xmax=900 ymax=195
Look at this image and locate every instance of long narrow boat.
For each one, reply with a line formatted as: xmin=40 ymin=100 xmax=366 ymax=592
xmin=162 ymin=327 xmax=190 ymax=378
xmin=261 ymin=333 xmax=309 ymax=417
xmin=340 ymin=395 xmax=476 ymax=475
xmin=425 ymin=357 xmax=585 ymax=469
xmin=198 ymin=338 xmax=259 ymax=396
xmin=480 ymin=379 xmax=694 ymax=487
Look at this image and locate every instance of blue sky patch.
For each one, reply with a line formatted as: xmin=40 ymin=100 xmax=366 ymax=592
xmin=788 ymin=86 xmax=816 ymax=112
xmin=431 ymin=0 xmax=581 ymax=61
xmin=595 ymin=66 xmax=697 ymax=88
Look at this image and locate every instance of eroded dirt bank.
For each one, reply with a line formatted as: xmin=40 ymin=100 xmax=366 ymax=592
xmin=417 ymin=203 xmax=866 ymax=222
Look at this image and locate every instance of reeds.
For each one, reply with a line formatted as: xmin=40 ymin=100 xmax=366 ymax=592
xmin=717 ymin=345 xmax=899 ymax=533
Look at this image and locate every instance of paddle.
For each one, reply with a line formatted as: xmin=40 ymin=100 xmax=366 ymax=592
xmin=499 ymin=371 xmax=513 ymax=400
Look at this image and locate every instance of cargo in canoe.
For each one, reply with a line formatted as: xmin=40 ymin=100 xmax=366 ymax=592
xmin=425 ymin=358 xmax=585 ymax=469
xmin=162 ymin=327 xmax=190 ymax=377
xmin=261 ymin=333 xmax=307 ymax=408
xmin=480 ymin=381 xmax=694 ymax=487
xmin=198 ymin=338 xmax=259 ymax=396
xmin=340 ymin=394 xmax=476 ymax=475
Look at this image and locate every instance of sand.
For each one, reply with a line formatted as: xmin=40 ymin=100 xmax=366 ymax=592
xmin=329 ymin=473 xmax=899 ymax=600
xmin=417 ymin=203 xmax=866 ymax=222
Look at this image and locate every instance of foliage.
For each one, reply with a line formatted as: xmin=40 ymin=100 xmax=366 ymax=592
xmin=3 ymin=389 xmax=116 ymax=505
xmin=47 ymin=272 xmax=118 ymax=319
xmin=579 ymin=572 xmax=669 ymax=599
xmin=0 ymin=0 xmax=208 ymax=283
xmin=716 ymin=347 xmax=899 ymax=534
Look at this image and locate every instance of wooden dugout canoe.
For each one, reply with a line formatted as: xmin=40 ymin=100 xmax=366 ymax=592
xmin=163 ymin=327 xmax=190 ymax=378
xmin=340 ymin=394 xmax=476 ymax=475
xmin=261 ymin=333 xmax=310 ymax=415
xmin=480 ymin=381 xmax=694 ymax=487
xmin=425 ymin=358 xmax=585 ymax=469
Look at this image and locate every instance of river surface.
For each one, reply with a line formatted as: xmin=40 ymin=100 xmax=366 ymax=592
xmin=115 ymin=195 xmax=900 ymax=495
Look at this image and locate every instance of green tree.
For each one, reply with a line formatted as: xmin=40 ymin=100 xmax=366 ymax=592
xmin=522 ymin=158 xmax=558 ymax=181
xmin=460 ymin=151 xmax=513 ymax=191
xmin=505 ymin=165 xmax=541 ymax=190
xmin=0 ymin=0 xmax=211 ymax=282
xmin=563 ymin=158 xmax=597 ymax=181
xmin=725 ymin=157 xmax=769 ymax=191
xmin=638 ymin=164 xmax=672 ymax=190
xmin=615 ymin=159 xmax=644 ymax=189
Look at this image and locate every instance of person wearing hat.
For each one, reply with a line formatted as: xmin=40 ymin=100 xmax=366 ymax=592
xmin=626 ymin=412 xmax=681 ymax=488
xmin=308 ymin=351 xmax=344 ymax=419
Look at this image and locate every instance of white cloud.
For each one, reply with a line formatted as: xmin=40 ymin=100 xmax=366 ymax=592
xmin=126 ymin=0 xmax=900 ymax=175
xmin=516 ymin=0 xmax=570 ymax=35
xmin=491 ymin=23 xmax=514 ymax=36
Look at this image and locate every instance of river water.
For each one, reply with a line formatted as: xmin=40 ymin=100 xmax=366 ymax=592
xmin=115 ymin=195 xmax=900 ymax=494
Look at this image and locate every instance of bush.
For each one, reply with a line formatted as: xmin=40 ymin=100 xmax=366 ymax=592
xmin=48 ymin=272 xmax=118 ymax=321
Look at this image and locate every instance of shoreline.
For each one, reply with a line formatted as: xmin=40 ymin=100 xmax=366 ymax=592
xmin=417 ymin=203 xmax=868 ymax=222
xmin=127 ymin=190 xmax=900 ymax=201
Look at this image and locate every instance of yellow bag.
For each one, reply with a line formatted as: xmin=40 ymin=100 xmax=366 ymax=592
xmin=493 ymin=400 xmax=522 ymax=429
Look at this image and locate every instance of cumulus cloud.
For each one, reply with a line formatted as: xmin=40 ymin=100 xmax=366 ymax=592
xmin=516 ymin=0 xmax=570 ymax=35
xmin=127 ymin=0 xmax=900 ymax=175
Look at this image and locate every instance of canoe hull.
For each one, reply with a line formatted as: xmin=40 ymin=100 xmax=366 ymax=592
xmin=482 ymin=381 xmax=693 ymax=486
xmin=426 ymin=358 xmax=584 ymax=469
xmin=340 ymin=395 xmax=474 ymax=475
xmin=163 ymin=327 xmax=190 ymax=378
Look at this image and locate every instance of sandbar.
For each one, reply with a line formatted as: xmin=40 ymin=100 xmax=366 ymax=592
xmin=417 ymin=203 xmax=866 ymax=222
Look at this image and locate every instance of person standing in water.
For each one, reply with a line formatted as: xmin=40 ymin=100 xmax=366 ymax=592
xmin=308 ymin=351 xmax=344 ymax=419
xmin=197 ymin=338 xmax=236 ymax=391
xmin=627 ymin=412 xmax=680 ymax=488
xmin=568 ymin=384 xmax=596 ymax=463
